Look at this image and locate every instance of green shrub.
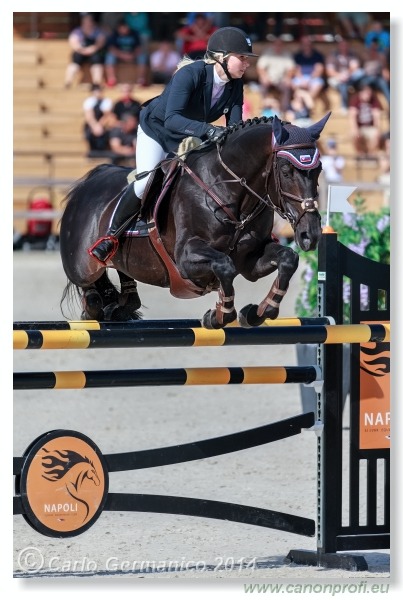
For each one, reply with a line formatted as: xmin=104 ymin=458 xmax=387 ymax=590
xmin=293 ymin=198 xmax=390 ymax=322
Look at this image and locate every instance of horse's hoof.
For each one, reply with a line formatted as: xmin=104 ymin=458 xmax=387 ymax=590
xmin=238 ymin=304 xmax=266 ymax=328
xmin=104 ymin=301 xmax=133 ymax=321
xmin=202 ymin=309 xmax=237 ymax=329
xmin=202 ymin=310 xmax=216 ymax=329
xmin=103 ymin=302 xmax=143 ymax=321
xmin=83 ymin=289 xmax=104 ymax=320
xmin=202 ymin=310 xmax=224 ymax=329
xmin=264 ymin=307 xmax=280 ymax=320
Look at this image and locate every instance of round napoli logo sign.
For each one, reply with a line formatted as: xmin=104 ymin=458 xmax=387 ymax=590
xmin=18 ymin=430 xmax=109 ymax=537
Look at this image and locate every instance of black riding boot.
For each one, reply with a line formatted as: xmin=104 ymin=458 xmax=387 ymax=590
xmin=89 ymin=185 xmax=141 ymax=264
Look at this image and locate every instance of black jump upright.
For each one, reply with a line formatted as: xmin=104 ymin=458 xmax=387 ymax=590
xmin=288 ymin=230 xmax=390 ymax=570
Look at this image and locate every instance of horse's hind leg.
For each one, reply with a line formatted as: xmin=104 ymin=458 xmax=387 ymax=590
xmin=103 ymin=271 xmax=142 ymax=321
xmin=81 ymin=271 xmax=120 ymax=320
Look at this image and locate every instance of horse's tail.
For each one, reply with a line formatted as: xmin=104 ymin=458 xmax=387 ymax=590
xmin=61 ymin=163 xmax=118 ymax=208
xmin=59 ymin=163 xmax=129 ymax=230
xmin=60 ymin=279 xmax=83 ymax=320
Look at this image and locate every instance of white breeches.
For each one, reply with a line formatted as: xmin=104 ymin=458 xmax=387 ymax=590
xmin=133 ymin=125 xmax=168 ymax=198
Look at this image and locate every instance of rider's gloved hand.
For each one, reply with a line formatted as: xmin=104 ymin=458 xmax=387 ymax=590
xmin=206 ymin=126 xmax=227 ymax=142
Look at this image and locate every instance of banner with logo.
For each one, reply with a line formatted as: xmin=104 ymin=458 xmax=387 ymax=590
xmin=359 ymin=321 xmax=390 ymax=450
xmin=19 ymin=430 xmax=108 ymax=537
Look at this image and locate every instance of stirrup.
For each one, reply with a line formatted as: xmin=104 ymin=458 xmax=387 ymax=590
xmin=88 ymin=236 xmax=119 ymax=266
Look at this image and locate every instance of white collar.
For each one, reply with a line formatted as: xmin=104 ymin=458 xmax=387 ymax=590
xmin=213 ymin=67 xmax=227 ymax=88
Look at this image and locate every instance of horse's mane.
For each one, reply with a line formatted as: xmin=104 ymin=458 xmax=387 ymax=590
xmin=228 ymin=116 xmax=274 ymax=132
xmin=222 ymin=116 xmax=291 ymax=141
xmin=217 ymin=116 xmax=272 ymax=144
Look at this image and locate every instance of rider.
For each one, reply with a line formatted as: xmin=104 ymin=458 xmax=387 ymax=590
xmin=88 ymin=27 xmax=258 ymax=264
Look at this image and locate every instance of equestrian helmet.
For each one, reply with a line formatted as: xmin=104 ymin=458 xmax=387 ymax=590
xmin=207 ymin=27 xmax=259 ymax=57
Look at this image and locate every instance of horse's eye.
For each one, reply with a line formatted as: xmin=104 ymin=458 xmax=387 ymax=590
xmin=280 ymin=164 xmax=291 ymax=176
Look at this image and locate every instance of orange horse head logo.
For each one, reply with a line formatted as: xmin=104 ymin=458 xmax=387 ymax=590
xmin=21 ymin=432 xmax=108 ymax=535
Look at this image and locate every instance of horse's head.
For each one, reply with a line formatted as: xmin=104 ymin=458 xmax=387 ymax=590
xmin=268 ymin=113 xmax=331 ymax=251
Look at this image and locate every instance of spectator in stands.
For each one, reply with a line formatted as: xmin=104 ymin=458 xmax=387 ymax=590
xmin=320 ymin=138 xmax=345 ymax=184
xmin=285 ymin=88 xmax=314 ymax=127
xmin=111 ymin=83 xmax=141 ymax=125
xmin=175 ymin=13 xmax=218 ymax=59
xmin=149 ymin=13 xmax=184 ymax=42
xmin=123 ymin=13 xmax=152 ymax=86
xmin=317 ymin=137 xmax=345 ymax=210
xmin=104 ymin=19 xmax=142 ymax=88
xmin=291 ymin=36 xmax=326 ymax=101
xmin=348 ymin=82 xmax=384 ymax=157
xmin=381 ymin=130 xmax=390 ymax=155
xmin=256 ymin=37 xmax=295 ymax=112
xmin=108 ymin=111 xmax=138 ymax=166
xmin=359 ymin=41 xmax=390 ymax=105
xmin=325 ymin=39 xmax=362 ymax=113
xmin=364 ymin=20 xmax=390 ymax=53
xmin=185 ymin=13 xmax=231 ymax=28
xmin=99 ymin=12 xmax=124 ymax=36
xmin=124 ymin=12 xmax=152 ymax=44
xmin=150 ymin=40 xmax=181 ymax=85
xmin=377 ymin=131 xmax=390 ymax=204
xmin=83 ymin=84 xmax=113 ymax=152
xmin=260 ymin=91 xmax=282 ymax=119
xmin=185 ymin=12 xmax=216 ymax=25
xmin=242 ymin=96 xmax=253 ymax=120
xmin=239 ymin=13 xmax=269 ymax=42
xmin=64 ymin=13 xmax=106 ymax=88
xmin=336 ymin=12 xmax=371 ymax=40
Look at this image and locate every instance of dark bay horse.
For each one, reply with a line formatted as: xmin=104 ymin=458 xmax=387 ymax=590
xmin=60 ymin=113 xmax=330 ymax=328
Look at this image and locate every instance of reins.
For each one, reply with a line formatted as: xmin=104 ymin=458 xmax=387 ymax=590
xmin=180 ymin=141 xmax=271 ymax=227
xmin=180 ymin=147 xmax=269 ymax=251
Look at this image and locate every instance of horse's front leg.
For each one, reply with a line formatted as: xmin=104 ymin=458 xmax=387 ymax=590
xmin=238 ymin=242 xmax=299 ymax=327
xmin=176 ymin=237 xmax=238 ymax=329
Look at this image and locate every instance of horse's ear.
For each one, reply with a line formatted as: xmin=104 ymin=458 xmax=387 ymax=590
xmin=307 ymin=112 xmax=332 ymax=141
xmin=272 ymin=114 xmax=289 ymax=146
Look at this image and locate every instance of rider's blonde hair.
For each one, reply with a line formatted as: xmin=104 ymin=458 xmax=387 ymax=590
xmin=174 ymin=51 xmax=226 ymax=73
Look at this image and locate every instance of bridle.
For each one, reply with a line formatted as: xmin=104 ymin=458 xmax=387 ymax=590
xmin=264 ymin=142 xmax=320 ymax=228
xmin=179 ymin=137 xmax=321 ymax=235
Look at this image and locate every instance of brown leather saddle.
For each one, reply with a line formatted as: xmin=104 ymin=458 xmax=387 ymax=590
xmin=123 ymin=159 xmax=210 ymax=299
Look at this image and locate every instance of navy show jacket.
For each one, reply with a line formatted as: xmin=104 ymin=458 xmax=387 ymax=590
xmin=139 ymin=61 xmax=244 ymax=152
